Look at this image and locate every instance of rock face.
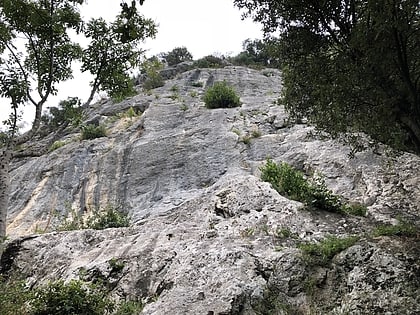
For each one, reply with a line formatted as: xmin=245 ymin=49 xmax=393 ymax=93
xmin=2 ymin=66 xmax=419 ymax=314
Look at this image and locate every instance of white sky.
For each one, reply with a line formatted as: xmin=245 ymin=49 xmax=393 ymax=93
xmin=0 ymin=0 xmax=262 ymax=130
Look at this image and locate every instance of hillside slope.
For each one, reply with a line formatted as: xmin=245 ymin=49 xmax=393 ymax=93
xmin=1 ymin=66 xmax=419 ymax=314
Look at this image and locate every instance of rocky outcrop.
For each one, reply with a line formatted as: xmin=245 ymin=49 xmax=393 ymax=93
xmin=2 ymin=66 xmax=419 ymax=314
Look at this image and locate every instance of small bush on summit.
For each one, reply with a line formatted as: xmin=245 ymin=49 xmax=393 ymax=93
xmin=203 ymin=81 xmax=241 ymax=109
xmin=161 ymin=47 xmax=193 ymax=66
xmin=30 ymin=279 xmax=114 ymax=315
xmin=193 ymin=55 xmax=226 ymax=68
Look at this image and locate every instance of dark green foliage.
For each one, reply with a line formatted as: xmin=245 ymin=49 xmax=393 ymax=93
xmin=81 ymin=124 xmax=107 ymax=140
xmin=260 ymin=159 xmax=366 ymax=215
xmin=86 ymin=205 xmax=130 ymax=230
xmin=234 ymin=0 xmax=420 ymax=154
xmin=372 ymin=220 xmax=418 ymax=237
xmin=0 ymin=276 xmax=142 ymax=315
xmin=41 ymin=97 xmax=84 ymax=129
xmin=203 ymin=81 xmax=241 ymax=109
xmin=299 ymin=235 xmax=359 ymax=265
xmin=114 ymin=301 xmax=144 ymax=315
xmin=58 ymin=204 xmax=130 ymax=231
xmin=341 ymin=203 xmax=368 ymax=216
xmin=140 ymin=56 xmax=165 ymax=91
xmin=229 ymin=38 xmax=280 ymax=68
xmin=161 ymin=46 xmax=193 ymax=66
xmin=81 ymin=11 xmax=156 ymax=100
xmin=30 ymin=279 xmax=114 ymax=315
xmin=193 ymin=55 xmax=226 ymax=68
xmin=260 ymin=159 xmax=309 ymax=201
xmin=108 ymin=258 xmax=125 ymax=273
xmin=0 ymin=276 xmax=30 ymax=315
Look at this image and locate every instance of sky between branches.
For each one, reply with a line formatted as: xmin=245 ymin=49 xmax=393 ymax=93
xmin=0 ymin=0 xmax=262 ymax=129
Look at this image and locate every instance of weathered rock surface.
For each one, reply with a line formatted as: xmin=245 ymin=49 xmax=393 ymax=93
xmin=2 ymin=66 xmax=419 ymax=314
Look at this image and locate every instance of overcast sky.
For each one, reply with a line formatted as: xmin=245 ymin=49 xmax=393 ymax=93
xmin=1 ymin=0 xmax=263 ymax=129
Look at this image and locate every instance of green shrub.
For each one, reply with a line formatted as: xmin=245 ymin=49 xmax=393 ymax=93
xmin=108 ymin=258 xmax=125 ymax=273
xmin=260 ymin=159 xmax=366 ymax=214
xmin=299 ymin=235 xmax=359 ymax=265
xmin=114 ymin=301 xmax=144 ymax=315
xmin=140 ymin=57 xmax=165 ymax=91
xmin=49 ymin=140 xmax=66 ymax=152
xmin=86 ymin=205 xmax=130 ymax=230
xmin=41 ymin=97 xmax=84 ymax=129
xmin=81 ymin=124 xmax=107 ymax=140
xmin=372 ymin=220 xmax=418 ymax=237
xmin=203 ymin=81 xmax=241 ymax=109
xmin=0 ymin=276 xmax=142 ymax=315
xmin=306 ymin=173 xmax=343 ymax=212
xmin=58 ymin=205 xmax=130 ymax=231
xmin=0 ymin=276 xmax=30 ymax=315
xmin=161 ymin=47 xmax=193 ymax=66
xmin=260 ymin=159 xmax=309 ymax=201
xmin=193 ymin=55 xmax=225 ymax=68
xmin=30 ymin=279 xmax=114 ymax=315
xmin=341 ymin=203 xmax=368 ymax=216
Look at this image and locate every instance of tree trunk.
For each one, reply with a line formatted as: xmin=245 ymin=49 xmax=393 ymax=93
xmin=0 ymin=147 xmax=11 ymax=240
xmin=400 ymin=115 xmax=420 ymax=154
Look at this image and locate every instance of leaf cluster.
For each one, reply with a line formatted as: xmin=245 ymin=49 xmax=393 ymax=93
xmin=160 ymin=46 xmax=193 ymax=66
xmin=299 ymin=235 xmax=360 ymax=265
xmin=260 ymin=159 xmax=366 ymax=215
xmin=193 ymin=55 xmax=226 ymax=69
xmin=234 ymin=0 xmax=420 ymax=154
xmin=42 ymin=97 xmax=84 ymax=129
xmin=203 ymin=81 xmax=241 ymax=109
xmin=140 ymin=56 xmax=165 ymax=91
xmin=58 ymin=204 xmax=130 ymax=231
xmin=30 ymin=279 xmax=114 ymax=315
xmin=80 ymin=124 xmax=107 ymax=140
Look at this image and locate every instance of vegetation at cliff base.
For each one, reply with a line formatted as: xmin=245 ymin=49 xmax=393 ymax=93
xmin=260 ymin=159 xmax=367 ymax=215
xmin=0 ymin=276 xmax=143 ymax=315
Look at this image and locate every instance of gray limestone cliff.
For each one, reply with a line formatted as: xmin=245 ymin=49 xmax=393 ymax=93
xmin=1 ymin=66 xmax=419 ymax=314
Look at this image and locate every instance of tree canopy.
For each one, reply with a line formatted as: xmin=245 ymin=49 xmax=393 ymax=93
xmin=0 ymin=0 xmax=156 ymax=142
xmin=0 ymin=0 xmax=156 ymax=239
xmin=234 ymin=0 xmax=420 ymax=154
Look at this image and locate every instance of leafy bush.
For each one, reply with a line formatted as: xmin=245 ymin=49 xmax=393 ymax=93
xmin=193 ymin=55 xmax=226 ymax=68
xmin=140 ymin=57 xmax=165 ymax=91
xmin=81 ymin=124 xmax=107 ymax=140
xmin=372 ymin=220 xmax=418 ymax=237
xmin=114 ymin=301 xmax=144 ymax=315
xmin=161 ymin=47 xmax=193 ymax=66
xmin=341 ymin=203 xmax=368 ymax=216
xmin=260 ymin=159 xmax=309 ymax=201
xmin=203 ymin=81 xmax=241 ymax=109
xmin=306 ymin=173 xmax=343 ymax=212
xmin=30 ymin=279 xmax=114 ymax=315
xmin=299 ymin=235 xmax=359 ymax=265
xmin=41 ymin=97 xmax=84 ymax=129
xmin=58 ymin=205 xmax=130 ymax=231
xmin=260 ymin=159 xmax=366 ymax=214
xmin=86 ymin=205 xmax=130 ymax=230
xmin=0 ymin=276 xmax=30 ymax=315
xmin=48 ymin=140 xmax=66 ymax=152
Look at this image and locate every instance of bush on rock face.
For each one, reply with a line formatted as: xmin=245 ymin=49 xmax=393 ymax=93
xmin=203 ymin=81 xmax=241 ymax=109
